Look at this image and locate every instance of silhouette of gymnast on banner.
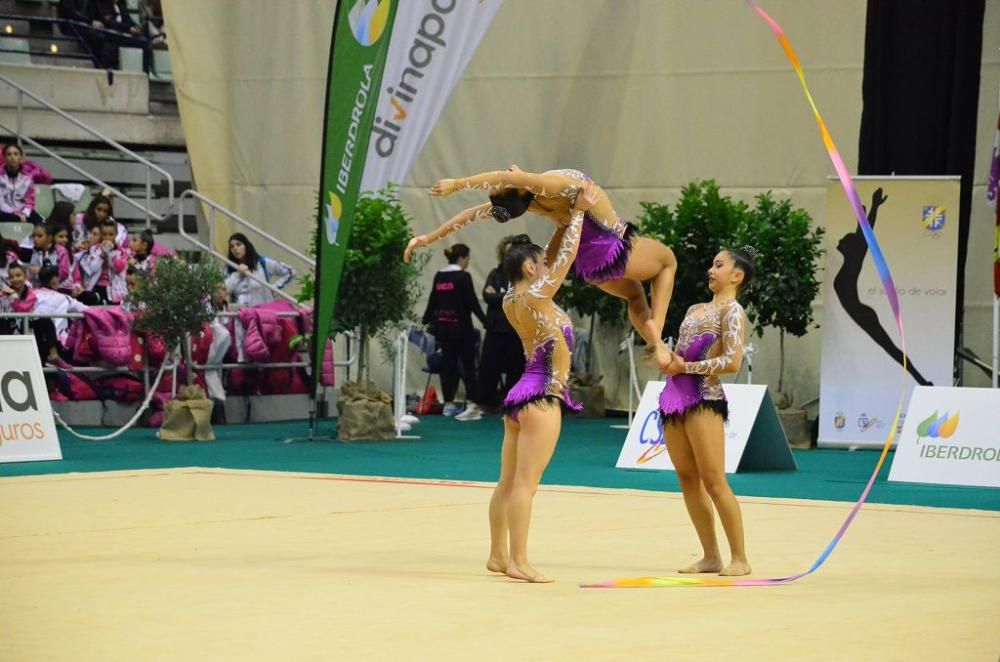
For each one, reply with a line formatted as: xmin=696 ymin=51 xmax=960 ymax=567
xmin=831 ymin=188 xmax=932 ymax=386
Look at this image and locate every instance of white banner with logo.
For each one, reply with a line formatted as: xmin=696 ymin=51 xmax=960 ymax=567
xmin=818 ymin=177 xmax=960 ymax=448
xmin=616 ymin=381 xmax=794 ymax=474
xmin=0 ymin=336 xmax=62 ymax=463
xmin=889 ymin=386 xmax=1000 ymax=488
xmin=360 ymin=0 xmax=502 ymax=192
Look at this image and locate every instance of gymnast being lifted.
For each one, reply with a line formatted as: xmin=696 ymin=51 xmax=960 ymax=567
xmin=405 ymin=166 xmax=678 ymax=368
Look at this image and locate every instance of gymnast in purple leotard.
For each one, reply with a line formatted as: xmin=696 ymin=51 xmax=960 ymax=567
xmin=658 ymin=247 xmax=756 ymax=578
xmin=405 ymin=167 xmax=678 ymax=369
xmin=477 ymin=181 xmax=596 ymax=584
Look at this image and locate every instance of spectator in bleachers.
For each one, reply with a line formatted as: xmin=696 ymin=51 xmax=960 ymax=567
xmin=0 ymin=228 xmax=18 ymax=285
xmin=72 ymin=194 xmax=125 ymax=251
xmin=141 ymin=0 xmax=166 ymax=49
xmin=0 ymin=232 xmax=21 ymax=334
xmin=0 ymin=145 xmax=43 ymax=225
xmin=120 ymin=265 xmax=142 ymax=312
xmin=12 ymin=264 xmax=88 ymax=366
xmin=20 ymin=201 xmax=75 ymax=252
xmin=25 ymin=222 xmax=73 ymax=290
xmin=128 ymin=229 xmax=172 ymax=273
xmin=57 ymin=0 xmax=107 ymax=66
xmin=91 ymin=0 xmax=143 ymax=68
xmin=225 ymin=233 xmax=295 ymax=307
xmin=0 ymin=261 xmax=29 ymax=335
xmin=76 ymin=219 xmax=127 ymax=304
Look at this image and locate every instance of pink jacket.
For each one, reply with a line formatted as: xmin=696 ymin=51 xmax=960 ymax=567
xmin=65 ymin=307 xmax=134 ymax=366
xmin=237 ymin=300 xmax=296 ymax=363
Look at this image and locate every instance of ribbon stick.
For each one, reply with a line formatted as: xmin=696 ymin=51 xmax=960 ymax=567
xmin=582 ymin=1 xmax=909 ymax=589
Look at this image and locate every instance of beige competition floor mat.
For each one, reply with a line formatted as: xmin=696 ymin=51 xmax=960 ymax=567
xmin=1 ymin=468 xmax=998 ymax=661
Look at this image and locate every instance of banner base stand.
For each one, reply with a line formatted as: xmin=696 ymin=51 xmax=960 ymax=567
xmin=616 ymin=383 xmax=797 ymax=473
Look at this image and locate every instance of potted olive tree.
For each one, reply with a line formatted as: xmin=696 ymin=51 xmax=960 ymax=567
xmin=298 ymin=185 xmax=427 ymax=440
xmin=742 ymin=192 xmax=825 ymax=447
xmin=129 ymin=255 xmax=224 ymax=441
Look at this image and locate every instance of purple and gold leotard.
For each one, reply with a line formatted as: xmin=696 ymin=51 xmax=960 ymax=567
xmin=658 ymin=300 xmax=747 ymax=424
xmin=544 ymin=169 xmax=637 ymax=284
xmin=502 ymin=210 xmax=586 ymax=420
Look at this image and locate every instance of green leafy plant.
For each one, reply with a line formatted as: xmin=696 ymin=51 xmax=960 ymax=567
xmin=636 ymin=181 xmax=824 ymax=403
xmin=742 ymin=192 xmax=825 ymax=397
xmin=297 ymin=184 xmax=428 ymax=382
xmin=128 ymin=255 xmax=224 ymax=384
xmin=636 ymin=180 xmax=747 ymax=341
xmin=555 ymin=274 xmax=626 ymax=374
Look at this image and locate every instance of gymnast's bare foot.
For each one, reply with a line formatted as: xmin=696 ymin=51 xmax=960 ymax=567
xmin=719 ymin=559 xmax=751 ymax=576
xmin=486 ymin=555 xmax=508 ymax=574
xmin=506 ymin=561 xmax=553 ymax=583
xmin=678 ymin=557 xmax=723 ymax=573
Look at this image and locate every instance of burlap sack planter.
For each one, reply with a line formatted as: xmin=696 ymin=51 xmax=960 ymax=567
xmin=159 ymin=385 xmax=216 ymax=442
xmin=336 ymin=382 xmax=396 ymax=441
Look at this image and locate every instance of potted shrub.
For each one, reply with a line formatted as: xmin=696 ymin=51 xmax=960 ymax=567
xmin=299 ymin=185 xmax=428 ymax=440
xmin=742 ymin=192 xmax=825 ymax=447
xmin=129 ymin=255 xmax=224 ymax=441
xmin=636 ymin=180 xmax=747 ymax=341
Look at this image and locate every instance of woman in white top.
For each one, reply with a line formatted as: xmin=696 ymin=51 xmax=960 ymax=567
xmin=224 ymin=232 xmax=295 ymax=307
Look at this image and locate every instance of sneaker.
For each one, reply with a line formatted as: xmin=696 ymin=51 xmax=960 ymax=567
xmin=455 ymin=405 xmax=482 ymax=421
xmin=442 ymin=403 xmax=462 ymax=417
xmin=456 ymin=409 xmax=482 ymax=421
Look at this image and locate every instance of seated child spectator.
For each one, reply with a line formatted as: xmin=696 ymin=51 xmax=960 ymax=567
xmin=11 ymin=264 xmax=88 ymax=365
xmin=128 ymin=229 xmax=172 ymax=273
xmin=25 ymin=221 xmax=73 ymax=291
xmin=72 ymin=194 xmax=125 ymax=251
xmin=75 ymin=220 xmax=127 ymax=304
xmin=0 ymin=254 xmax=25 ymax=334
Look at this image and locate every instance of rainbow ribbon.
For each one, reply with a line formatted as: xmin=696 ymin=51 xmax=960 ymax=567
xmin=582 ymin=1 xmax=908 ymax=589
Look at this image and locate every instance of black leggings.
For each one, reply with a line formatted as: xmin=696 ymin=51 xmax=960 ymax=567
xmin=437 ymin=335 xmax=477 ymax=404
xmin=476 ymin=331 xmax=525 ymax=408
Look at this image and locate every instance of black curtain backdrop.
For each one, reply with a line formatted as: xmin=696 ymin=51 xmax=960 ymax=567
xmin=858 ymin=0 xmax=986 ymax=364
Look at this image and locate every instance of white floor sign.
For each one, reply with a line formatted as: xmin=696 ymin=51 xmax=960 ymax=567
xmin=616 ymin=382 xmax=795 ymax=473
xmin=889 ymin=386 xmax=1000 ymax=488
xmin=0 ymin=336 xmax=62 ymax=463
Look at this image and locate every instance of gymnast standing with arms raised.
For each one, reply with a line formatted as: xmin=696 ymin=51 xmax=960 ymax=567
xmin=658 ymin=247 xmax=756 ymax=577
xmin=483 ymin=181 xmax=597 ymax=583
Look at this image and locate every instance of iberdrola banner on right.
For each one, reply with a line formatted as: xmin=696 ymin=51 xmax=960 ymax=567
xmin=818 ymin=177 xmax=960 ymax=448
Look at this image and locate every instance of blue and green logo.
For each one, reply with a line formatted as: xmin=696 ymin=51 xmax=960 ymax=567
xmin=915 ymin=410 xmax=959 ymax=440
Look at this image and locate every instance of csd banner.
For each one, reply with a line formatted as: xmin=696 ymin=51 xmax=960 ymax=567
xmin=0 ymin=337 xmax=62 ymax=463
xmin=615 ymin=382 xmax=795 ymax=474
xmin=889 ymin=386 xmax=1000 ymax=488
xmin=818 ymin=177 xmax=960 ymax=448
xmin=312 ymin=0 xmax=501 ymax=388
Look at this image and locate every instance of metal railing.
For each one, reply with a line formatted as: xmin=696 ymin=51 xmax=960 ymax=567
xmin=0 ymin=310 xmax=359 ymax=401
xmin=0 ymin=74 xmax=174 ymax=229
xmin=176 ymin=189 xmax=314 ymax=306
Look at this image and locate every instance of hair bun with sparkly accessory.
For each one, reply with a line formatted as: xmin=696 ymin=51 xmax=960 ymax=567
xmin=742 ymin=245 xmax=760 ymax=260
xmin=490 ymin=205 xmax=512 ymax=223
